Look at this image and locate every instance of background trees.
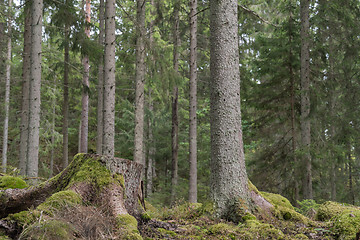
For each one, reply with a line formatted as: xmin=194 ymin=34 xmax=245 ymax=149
xmin=1 ymin=0 xmax=360 ymax=208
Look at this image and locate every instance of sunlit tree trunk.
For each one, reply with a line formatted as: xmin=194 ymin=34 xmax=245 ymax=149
xmin=2 ymin=0 xmax=12 ymax=172
xmin=50 ymin=78 xmax=56 ymax=177
xmin=19 ymin=1 xmax=31 ymax=175
xmin=300 ymin=0 xmax=312 ymax=199
xmin=134 ymin=0 xmax=146 ymax=167
xmin=189 ymin=0 xmax=198 ymax=203
xmin=103 ymin=0 xmax=116 ymax=156
xmin=27 ymin=0 xmax=43 ymax=177
xmin=96 ymin=0 xmax=105 ymax=155
xmin=210 ymin=0 xmax=250 ymax=217
xmin=80 ymin=0 xmax=91 ymax=153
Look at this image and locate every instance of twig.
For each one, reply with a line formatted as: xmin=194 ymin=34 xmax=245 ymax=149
xmin=239 ymin=5 xmax=279 ymax=27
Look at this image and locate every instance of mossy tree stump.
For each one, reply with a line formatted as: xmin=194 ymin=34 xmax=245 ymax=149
xmin=0 ymin=154 xmax=143 ymax=219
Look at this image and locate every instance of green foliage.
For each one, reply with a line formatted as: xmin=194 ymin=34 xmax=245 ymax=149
xmin=295 ymin=199 xmax=320 ymax=216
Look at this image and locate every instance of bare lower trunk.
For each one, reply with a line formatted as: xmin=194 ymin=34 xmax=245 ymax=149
xmin=210 ymin=0 xmax=250 ymax=217
xmin=50 ymin=78 xmax=56 ymax=178
xmin=102 ymin=0 xmax=116 ymax=156
xmin=96 ymin=0 xmax=105 ymax=154
xmin=189 ymin=0 xmax=198 ymax=203
xmin=146 ymin=89 xmax=155 ymax=197
xmin=300 ymin=0 xmax=312 ymax=199
xmin=27 ymin=0 xmax=43 ymax=178
xmin=171 ymin=87 xmax=179 ymax=205
xmin=80 ymin=0 xmax=91 ymax=153
xmin=134 ymin=0 xmax=146 ymax=167
xmin=19 ymin=0 xmax=31 ymax=175
xmin=2 ymin=0 xmax=12 ymax=172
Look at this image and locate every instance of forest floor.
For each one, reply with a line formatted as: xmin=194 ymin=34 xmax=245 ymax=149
xmin=0 ymin=157 xmax=359 ymax=240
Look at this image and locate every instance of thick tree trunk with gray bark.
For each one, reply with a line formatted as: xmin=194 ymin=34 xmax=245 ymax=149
xmin=300 ymin=0 xmax=312 ymax=200
xmin=19 ymin=1 xmax=31 ymax=175
xmin=189 ymin=0 xmax=198 ymax=203
xmin=103 ymin=0 xmax=116 ymax=156
xmin=27 ymin=0 xmax=43 ymax=177
xmin=210 ymin=0 xmax=250 ymax=217
xmin=134 ymin=0 xmax=146 ymax=166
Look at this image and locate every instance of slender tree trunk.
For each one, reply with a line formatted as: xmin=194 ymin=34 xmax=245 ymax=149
xmin=2 ymin=0 xmax=12 ymax=173
xmin=50 ymin=78 xmax=56 ymax=178
xmin=96 ymin=0 xmax=105 ymax=155
xmin=188 ymin=0 xmax=198 ymax=203
xmin=170 ymin=1 xmax=180 ymax=205
xmin=19 ymin=1 xmax=31 ymax=175
xmin=0 ymin=0 xmax=4 ymax=82
xmin=134 ymin=0 xmax=146 ymax=167
xmin=62 ymin=9 xmax=70 ymax=169
xmin=348 ymin=147 xmax=355 ymax=205
xmin=288 ymin=6 xmax=299 ymax=205
xmin=300 ymin=0 xmax=312 ymax=199
xmin=80 ymin=0 xmax=91 ymax=153
xmin=210 ymin=0 xmax=250 ymax=217
xmin=103 ymin=0 xmax=116 ymax=156
xmin=27 ymin=0 xmax=43 ymax=178
xmin=171 ymin=87 xmax=179 ymax=205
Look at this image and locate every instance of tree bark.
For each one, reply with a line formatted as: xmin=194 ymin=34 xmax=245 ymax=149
xmin=134 ymin=0 xmax=146 ymax=167
xmin=27 ymin=0 xmax=43 ymax=178
xmin=2 ymin=0 xmax=12 ymax=173
xmin=103 ymin=0 xmax=116 ymax=156
xmin=189 ymin=0 xmax=198 ymax=203
xmin=62 ymin=7 xmax=70 ymax=169
xmin=300 ymin=0 xmax=312 ymax=199
xmin=80 ymin=0 xmax=91 ymax=153
xmin=96 ymin=0 xmax=105 ymax=155
xmin=210 ymin=0 xmax=250 ymax=217
xmin=171 ymin=87 xmax=179 ymax=205
xmin=50 ymin=78 xmax=56 ymax=177
xmin=146 ymin=89 xmax=155 ymax=197
xmin=19 ymin=0 xmax=31 ymax=175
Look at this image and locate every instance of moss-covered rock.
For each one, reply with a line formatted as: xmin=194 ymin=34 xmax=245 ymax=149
xmin=238 ymin=219 xmax=286 ymax=239
xmin=316 ymin=201 xmax=351 ymax=221
xmin=117 ymin=214 xmax=143 ymax=240
xmin=7 ymin=210 xmax=40 ymax=228
xmin=331 ymin=208 xmax=360 ymax=239
xmin=37 ymin=190 xmax=82 ymax=216
xmin=20 ymin=219 xmax=74 ymax=240
xmin=0 ymin=176 xmax=28 ymax=190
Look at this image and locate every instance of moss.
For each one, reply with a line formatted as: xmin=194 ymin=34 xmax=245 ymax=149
xmin=248 ymin=180 xmax=260 ymax=195
xmin=162 ymin=202 xmax=203 ymax=220
xmin=0 ymin=176 xmax=28 ymax=190
xmin=158 ymin=228 xmax=177 ymax=237
xmin=316 ymin=201 xmax=351 ymax=221
xmin=117 ymin=214 xmax=143 ymax=240
xmin=8 ymin=210 xmax=40 ymax=227
xmin=241 ymin=212 xmax=257 ymax=221
xmin=207 ymin=223 xmax=235 ymax=235
xmin=141 ymin=212 xmax=152 ymax=221
xmin=20 ymin=219 xmax=74 ymax=240
xmin=294 ymin=233 xmax=309 ymax=239
xmin=37 ymin=190 xmax=82 ymax=215
xmin=238 ymin=219 xmax=286 ymax=239
xmin=331 ymin=208 xmax=360 ymax=239
xmin=261 ymin=192 xmax=294 ymax=210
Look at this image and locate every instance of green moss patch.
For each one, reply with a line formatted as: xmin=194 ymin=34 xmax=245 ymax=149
xmin=20 ymin=219 xmax=74 ymax=240
xmin=316 ymin=201 xmax=355 ymax=221
xmin=330 ymin=208 xmax=360 ymax=239
xmin=37 ymin=190 xmax=82 ymax=216
xmin=162 ymin=202 xmax=203 ymax=220
xmin=117 ymin=214 xmax=143 ymax=240
xmin=238 ymin=219 xmax=286 ymax=239
xmin=0 ymin=176 xmax=28 ymax=190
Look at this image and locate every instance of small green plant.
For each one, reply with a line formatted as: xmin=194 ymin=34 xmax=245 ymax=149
xmin=296 ymin=199 xmax=319 ymax=216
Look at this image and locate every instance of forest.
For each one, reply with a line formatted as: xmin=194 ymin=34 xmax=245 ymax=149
xmin=1 ymin=0 xmax=360 ymax=239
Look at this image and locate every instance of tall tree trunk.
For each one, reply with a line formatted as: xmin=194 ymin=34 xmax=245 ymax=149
xmin=80 ymin=0 xmax=91 ymax=153
xmin=0 ymin=0 xmax=4 ymax=83
xmin=348 ymin=147 xmax=355 ymax=205
xmin=27 ymin=0 xmax=43 ymax=177
xmin=19 ymin=1 xmax=31 ymax=175
xmin=288 ymin=5 xmax=299 ymax=205
xmin=134 ymin=0 xmax=146 ymax=167
xmin=96 ymin=0 xmax=105 ymax=155
xmin=146 ymin=89 xmax=155 ymax=197
xmin=300 ymin=0 xmax=312 ymax=199
xmin=50 ymin=78 xmax=56 ymax=177
xmin=210 ymin=0 xmax=250 ymax=217
xmin=170 ymin=0 xmax=180 ymax=205
xmin=188 ymin=0 xmax=198 ymax=203
xmin=103 ymin=0 xmax=116 ymax=157
xmin=171 ymin=87 xmax=179 ymax=205
xmin=62 ymin=7 xmax=70 ymax=169
xmin=2 ymin=0 xmax=12 ymax=173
